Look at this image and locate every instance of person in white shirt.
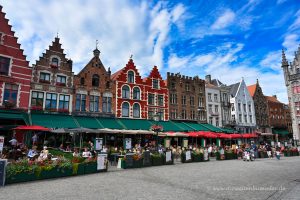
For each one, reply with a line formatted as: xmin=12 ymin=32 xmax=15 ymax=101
xmin=9 ymin=137 xmax=18 ymax=147
xmin=102 ymin=145 xmax=108 ymax=153
xmin=82 ymin=148 xmax=92 ymax=158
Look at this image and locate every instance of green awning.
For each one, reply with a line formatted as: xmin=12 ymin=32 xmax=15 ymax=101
xmin=200 ymin=123 xmax=223 ymax=132
xmin=96 ymin=118 xmax=124 ymax=129
xmin=273 ymin=129 xmax=289 ymax=135
xmin=172 ymin=121 xmax=195 ymax=132
xmin=0 ymin=111 xmax=29 ymax=124
xmin=118 ymin=119 xmax=152 ymax=130
xmin=182 ymin=122 xmax=210 ymax=131
xmin=31 ymin=113 xmax=79 ymax=128
xmin=221 ymin=128 xmax=237 ymax=133
xmin=152 ymin=121 xmax=184 ymax=132
xmin=74 ymin=116 xmax=103 ymax=129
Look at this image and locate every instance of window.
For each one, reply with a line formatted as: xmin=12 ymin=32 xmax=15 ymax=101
xmin=199 ymin=86 xmax=203 ymax=93
xmin=198 ymin=97 xmax=203 ymax=107
xmin=45 ymin=93 xmax=57 ymax=110
xmin=208 ymin=93 xmax=212 ymax=102
xmin=57 ymin=75 xmax=66 ymax=86
xmin=59 ymin=95 xmax=69 ymax=110
xmin=133 ymin=103 xmax=140 ymax=118
xmin=209 ymin=117 xmax=213 ymax=124
xmin=152 ymin=79 xmax=159 ymax=89
xmin=40 ymin=72 xmax=50 ymax=83
xmin=181 ymin=110 xmax=186 ymax=119
xmin=170 ymin=109 xmax=177 ymax=119
xmin=0 ymin=56 xmax=10 ymax=75
xmin=133 ymin=87 xmax=140 ymax=100
xmin=158 ymin=95 xmax=164 ymax=106
xmin=148 ymin=93 xmax=155 ymax=105
xmin=102 ymin=96 xmax=112 ymax=113
xmin=190 ymin=96 xmax=194 ymax=106
xmin=92 ymin=74 xmax=99 ymax=87
xmin=238 ymin=103 xmax=241 ymax=111
xmin=243 ymin=104 xmax=246 ymax=112
xmin=239 ymin=114 xmax=242 ymax=123
xmin=80 ymin=77 xmax=85 ymax=85
xmin=231 ymin=103 xmax=235 ymax=111
xmin=215 ymin=105 xmax=218 ymax=113
xmin=216 ymin=118 xmax=219 ymax=127
xmin=159 ymin=109 xmax=164 ymax=120
xmin=3 ymin=83 xmax=18 ymax=105
xmin=170 ymin=94 xmax=177 ymax=104
xmin=223 ymin=93 xmax=227 ymax=102
xmin=214 ymin=94 xmax=218 ymax=102
xmin=51 ymin=57 xmax=59 ymax=66
xmin=89 ymin=95 xmax=99 ymax=112
xmin=182 ymin=95 xmax=186 ymax=105
xmin=31 ymin=91 xmax=44 ymax=107
xmin=75 ymin=94 xmax=86 ymax=111
xmin=185 ymin=83 xmax=190 ymax=91
xmin=171 ymin=82 xmax=176 ymax=89
xmin=244 ymin=115 xmax=247 ymax=123
xmin=248 ymin=104 xmax=251 ymax=112
xmin=250 ymin=115 xmax=252 ymax=123
xmin=232 ymin=115 xmax=235 ymax=121
xmin=148 ymin=108 xmax=155 ymax=119
xmin=208 ymin=105 xmax=213 ymax=113
xmin=191 ymin=110 xmax=195 ymax=120
xmin=128 ymin=71 xmax=134 ymax=83
xmin=122 ymin=102 xmax=129 ymax=117
xmin=122 ymin=85 xmax=130 ymax=99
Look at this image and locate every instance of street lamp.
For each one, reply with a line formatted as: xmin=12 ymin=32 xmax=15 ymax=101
xmin=153 ymin=113 xmax=161 ymax=152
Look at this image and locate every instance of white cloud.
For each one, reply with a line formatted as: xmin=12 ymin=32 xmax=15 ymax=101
xmin=0 ymin=0 xmax=186 ymax=76
xmin=211 ymin=9 xmax=235 ymax=30
xmin=282 ymin=34 xmax=300 ymax=61
xmin=289 ymin=9 xmax=300 ymax=31
xmin=260 ymin=51 xmax=281 ymax=70
xmin=277 ymin=0 xmax=287 ymax=4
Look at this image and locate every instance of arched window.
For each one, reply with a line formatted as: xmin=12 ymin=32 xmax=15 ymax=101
xmin=133 ymin=103 xmax=140 ymax=118
xmin=122 ymin=85 xmax=130 ymax=99
xmin=128 ymin=71 xmax=134 ymax=83
xmin=133 ymin=87 xmax=140 ymax=100
xmin=51 ymin=57 xmax=59 ymax=66
xmin=80 ymin=77 xmax=85 ymax=85
xmin=122 ymin=102 xmax=129 ymax=117
xmin=92 ymin=74 xmax=99 ymax=87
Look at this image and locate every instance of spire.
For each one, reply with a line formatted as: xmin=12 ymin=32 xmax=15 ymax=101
xmin=282 ymin=49 xmax=289 ymax=67
xmin=93 ymin=40 xmax=100 ymax=57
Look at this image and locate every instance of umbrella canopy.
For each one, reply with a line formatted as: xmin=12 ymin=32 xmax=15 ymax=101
xmin=217 ymin=133 xmax=232 ymax=139
xmin=229 ymin=133 xmax=243 ymax=139
xmin=50 ymin=128 xmax=69 ymax=133
xmin=186 ymin=131 xmax=208 ymax=137
xmin=204 ymin=132 xmax=218 ymax=138
xmin=13 ymin=125 xmax=50 ymax=131
xmin=242 ymin=133 xmax=258 ymax=138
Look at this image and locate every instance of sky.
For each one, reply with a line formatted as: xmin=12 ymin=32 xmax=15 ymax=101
xmin=1 ymin=0 xmax=300 ymax=103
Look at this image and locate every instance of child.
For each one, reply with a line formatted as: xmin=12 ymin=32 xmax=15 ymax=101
xmin=275 ymin=148 xmax=281 ymax=160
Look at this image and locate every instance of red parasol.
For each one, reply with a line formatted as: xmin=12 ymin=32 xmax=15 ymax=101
xmin=242 ymin=133 xmax=258 ymax=138
xmin=13 ymin=125 xmax=50 ymax=131
xmin=204 ymin=132 xmax=218 ymax=138
xmin=228 ymin=133 xmax=243 ymax=139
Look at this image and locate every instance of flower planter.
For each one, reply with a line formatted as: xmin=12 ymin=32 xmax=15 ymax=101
xmin=84 ymin=163 xmax=97 ymax=174
xmin=224 ymin=152 xmax=237 ymax=160
xmin=6 ymin=172 xmax=36 ymax=184
xmin=58 ymin=167 xmax=73 ymax=177
xmin=151 ymin=155 xmax=164 ymax=166
xmin=73 ymin=163 xmax=85 ymax=175
xmin=39 ymin=167 xmax=60 ymax=179
xmin=192 ymin=153 xmax=203 ymax=162
xmin=133 ymin=159 xmax=143 ymax=168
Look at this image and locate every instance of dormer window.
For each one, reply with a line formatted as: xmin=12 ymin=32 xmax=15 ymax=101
xmin=153 ymin=79 xmax=159 ymax=89
xmin=128 ymin=71 xmax=134 ymax=83
xmin=92 ymin=74 xmax=99 ymax=87
xmin=0 ymin=56 xmax=10 ymax=76
xmin=50 ymin=57 xmax=59 ymax=68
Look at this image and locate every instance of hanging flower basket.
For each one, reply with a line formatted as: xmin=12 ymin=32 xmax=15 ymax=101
xmin=151 ymin=125 xmax=163 ymax=132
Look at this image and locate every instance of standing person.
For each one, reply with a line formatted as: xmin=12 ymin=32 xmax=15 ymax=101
xmin=275 ymin=148 xmax=281 ymax=160
xmin=88 ymin=140 xmax=94 ymax=151
xmin=32 ymin=133 xmax=38 ymax=146
xmin=208 ymin=145 xmax=212 ymax=157
xmin=266 ymin=144 xmax=272 ymax=159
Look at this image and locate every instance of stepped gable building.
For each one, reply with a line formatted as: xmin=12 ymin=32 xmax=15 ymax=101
xmin=205 ymin=75 xmax=222 ymax=127
xmin=166 ymin=72 xmax=206 ymax=123
xmin=30 ymin=37 xmax=74 ymax=113
xmin=265 ymin=95 xmax=290 ymax=136
xmin=247 ymin=80 xmax=271 ymax=134
xmin=282 ymin=48 xmax=300 ymax=140
xmin=226 ymin=78 xmax=256 ymax=133
xmin=143 ymin=66 xmax=169 ymax=121
xmin=0 ymin=6 xmax=31 ymax=110
xmin=112 ymin=58 xmax=146 ymax=119
xmin=73 ymin=47 xmax=114 ymax=117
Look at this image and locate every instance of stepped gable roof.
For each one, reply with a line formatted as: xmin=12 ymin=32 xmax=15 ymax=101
xmin=111 ymin=68 xmax=123 ymax=80
xmin=247 ymin=84 xmax=256 ymax=97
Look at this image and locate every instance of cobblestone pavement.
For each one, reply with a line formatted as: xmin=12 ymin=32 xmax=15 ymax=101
xmin=1 ymin=157 xmax=300 ymax=200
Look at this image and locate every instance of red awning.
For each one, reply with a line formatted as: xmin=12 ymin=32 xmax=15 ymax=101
xmin=186 ymin=131 xmax=208 ymax=137
xmin=13 ymin=125 xmax=50 ymax=131
xmin=203 ymin=132 xmax=218 ymax=138
xmin=242 ymin=133 xmax=258 ymax=138
xmin=218 ymin=133 xmax=232 ymax=139
xmin=228 ymin=134 xmax=243 ymax=139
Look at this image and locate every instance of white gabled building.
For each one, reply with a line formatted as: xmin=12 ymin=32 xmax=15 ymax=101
xmin=227 ymin=78 xmax=256 ymax=133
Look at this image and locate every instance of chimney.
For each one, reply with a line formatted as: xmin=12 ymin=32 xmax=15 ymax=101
xmin=272 ymin=95 xmax=277 ymax=99
xmin=205 ymin=75 xmax=211 ymax=83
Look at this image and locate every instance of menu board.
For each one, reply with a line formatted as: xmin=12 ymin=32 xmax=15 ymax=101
xmin=0 ymin=136 xmax=4 ymax=152
xmin=125 ymin=153 xmax=134 ymax=168
xmin=183 ymin=139 xmax=188 ymax=148
xmin=97 ymin=154 xmax=107 ymax=170
xmin=185 ymin=151 xmax=191 ymax=161
xmin=166 ymin=151 xmax=172 ymax=162
xmin=0 ymin=159 xmax=6 ymax=186
xmin=95 ymin=138 xmax=103 ymax=151
xmin=164 ymin=138 xmax=171 ymax=148
xmin=143 ymin=151 xmax=151 ymax=166
xmin=125 ymin=138 xmax=132 ymax=150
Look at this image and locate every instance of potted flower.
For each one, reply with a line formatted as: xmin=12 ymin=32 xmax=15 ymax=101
xmin=5 ymin=159 xmax=37 ymax=184
xmin=83 ymin=157 xmax=97 ymax=174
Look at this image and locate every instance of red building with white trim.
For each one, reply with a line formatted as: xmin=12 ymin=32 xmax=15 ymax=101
xmin=0 ymin=6 xmax=31 ymax=110
xmin=112 ymin=58 xmax=168 ymax=120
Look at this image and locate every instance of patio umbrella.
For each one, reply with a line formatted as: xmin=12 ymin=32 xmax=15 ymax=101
xmin=13 ymin=125 xmax=50 ymax=131
xmin=203 ymin=132 xmax=218 ymax=138
xmin=229 ymin=134 xmax=243 ymax=139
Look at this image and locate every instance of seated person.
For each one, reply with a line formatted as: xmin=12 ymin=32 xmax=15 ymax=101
xmin=38 ymin=146 xmax=49 ymax=161
xmin=82 ymin=148 xmax=92 ymax=158
xmin=73 ymin=148 xmax=80 ymax=157
xmin=65 ymin=145 xmax=71 ymax=152
xmin=27 ymin=146 xmax=38 ymax=159
xmin=59 ymin=144 xmax=65 ymax=151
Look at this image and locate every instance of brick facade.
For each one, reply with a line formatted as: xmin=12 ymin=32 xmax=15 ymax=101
xmin=73 ymin=48 xmax=115 ymax=117
xmin=266 ymin=95 xmax=287 ymax=129
xmin=30 ymin=37 xmax=74 ymax=113
xmin=0 ymin=6 xmax=31 ymax=110
xmin=167 ymin=72 xmax=206 ymax=123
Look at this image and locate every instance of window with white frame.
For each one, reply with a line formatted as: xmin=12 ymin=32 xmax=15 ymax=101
xmin=3 ymin=83 xmax=18 ymax=105
xmin=148 ymin=93 xmax=155 ymax=105
xmin=31 ymin=91 xmax=44 ymax=108
xmin=133 ymin=103 xmax=140 ymax=118
xmin=133 ymin=87 xmax=140 ymax=100
xmin=89 ymin=95 xmax=99 ymax=112
xmin=158 ymin=95 xmax=164 ymax=106
xmin=122 ymin=102 xmax=130 ymax=117
xmin=59 ymin=95 xmax=70 ymax=110
xmin=0 ymin=56 xmax=10 ymax=76
xmin=152 ymin=79 xmax=159 ymax=89
xmin=127 ymin=71 xmax=134 ymax=83
xmin=45 ymin=93 xmax=57 ymax=110
xmin=122 ymin=85 xmax=130 ymax=99
xmin=75 ymin=94 xmax=86 ymax=111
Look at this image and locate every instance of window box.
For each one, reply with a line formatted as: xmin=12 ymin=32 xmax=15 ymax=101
xmin=3 ymin=100 xmax=16 ymax=109
xmin=31 ymin=106 xmax=43 ymax=111
xmin=56 ymin=82 xmax=66 ymax=86
xmin=45 ymin=108 xmax=57 ymax=112
xmin=58 ymin=108 xmax=69 ymax=113
xmin=39 ymin=79 xmax=50 ymax=84
xmin=50 ymin=64 xmax=58 ymax=68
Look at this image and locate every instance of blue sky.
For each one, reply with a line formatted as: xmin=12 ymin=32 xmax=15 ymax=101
xmin=1 ymin=0 xmax=300 ymax=103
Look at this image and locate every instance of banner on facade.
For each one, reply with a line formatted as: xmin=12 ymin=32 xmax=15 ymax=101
xmin=95 ymin=138 xmax=103 ymax=151
xmin=97 ymin=154 xmax=107 ymax=170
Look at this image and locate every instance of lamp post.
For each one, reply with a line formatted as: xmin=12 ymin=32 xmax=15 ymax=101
xmin=153 ymin=113 xmax=160 ymax=152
